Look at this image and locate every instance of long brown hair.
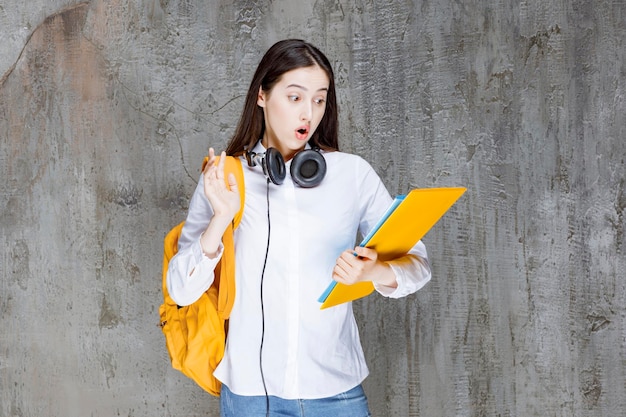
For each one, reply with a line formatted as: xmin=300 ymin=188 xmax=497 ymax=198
xmin=225 ymin=39 xmax=339 ymax=156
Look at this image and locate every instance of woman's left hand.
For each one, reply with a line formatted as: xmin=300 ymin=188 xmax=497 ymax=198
xmin=332 ymin=246 xmax=398 ymax=288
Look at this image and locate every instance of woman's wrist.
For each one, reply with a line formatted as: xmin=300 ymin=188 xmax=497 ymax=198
xmin=372 ymin=262 xmax=398 ymax=289
xmin=200 ymin=215 xmax=233 ymax=258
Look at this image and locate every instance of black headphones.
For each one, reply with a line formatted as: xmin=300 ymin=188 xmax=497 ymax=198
xmin=245 ymin=147 xmax=326 ymax=188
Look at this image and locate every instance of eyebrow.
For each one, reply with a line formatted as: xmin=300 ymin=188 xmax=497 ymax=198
xmin=286 ymin=84 xmax=328 ymax=92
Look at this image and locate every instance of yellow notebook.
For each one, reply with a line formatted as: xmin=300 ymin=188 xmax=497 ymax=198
xmin=318 ymin=187 xmax=467 ymax=309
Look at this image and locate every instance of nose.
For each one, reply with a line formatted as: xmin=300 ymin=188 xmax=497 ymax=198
xmin=300 ymin=102 xmax=312 ymax=122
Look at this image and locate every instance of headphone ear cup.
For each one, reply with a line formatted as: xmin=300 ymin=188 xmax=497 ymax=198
xmin=264 ymin=147 xmax=287 ymax=185
xmin=290 ymin=149 xmax=326 ymax=188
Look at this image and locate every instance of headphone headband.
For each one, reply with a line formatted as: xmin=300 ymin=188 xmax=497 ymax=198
xmin=245 ymin=147 xmax=326 ymax=188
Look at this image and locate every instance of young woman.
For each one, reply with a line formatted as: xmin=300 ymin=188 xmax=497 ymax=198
xmin=167 ymin=39 xmax=431 ymax=417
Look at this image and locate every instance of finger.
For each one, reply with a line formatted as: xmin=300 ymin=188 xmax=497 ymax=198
xmin=340 ymin=250 xmax=358 ymax=266
xmin=333 ymin=264 xmax=357 ymax=285
xmin=204 ymin=148 xmax=216 ymax=174
xmin=336 ymin=257 xmax=359 ymax=280
xmin=227 ymin=173 xmax=238 ymax=192
xmin=203 ymin=162 xmax=218 ymax=181
xmin=353 ymin=246 xmax=375 ymax=261
xmin=336 ymin=257 xmax=350 ymax=272
xmin=216 ymin=151 xmax=226 ymax=180
xmin=332 ymin=265 xmax=348 ymax=282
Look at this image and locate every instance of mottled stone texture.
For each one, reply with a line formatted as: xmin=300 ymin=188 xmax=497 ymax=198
xmin=1 ymin=1 xmax=624 ymax=416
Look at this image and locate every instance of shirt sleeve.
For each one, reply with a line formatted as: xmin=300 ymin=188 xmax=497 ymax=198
xmin=166 ymin=174 xmax=223 ymax=306
xmin=354 ymin=157 xmax=432 ymax=299
xmin=374 ymin=240 xmax=431 ymax=298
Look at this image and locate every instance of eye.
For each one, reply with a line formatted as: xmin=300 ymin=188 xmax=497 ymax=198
xmin=289 ymin=95 xmax=300 ymax=102
xmin=314 ymin=98 xmax=326 ymax=105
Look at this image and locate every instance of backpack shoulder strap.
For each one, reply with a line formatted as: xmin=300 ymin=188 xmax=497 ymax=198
xmin=201 ymin=155 xmax=244 ymax=319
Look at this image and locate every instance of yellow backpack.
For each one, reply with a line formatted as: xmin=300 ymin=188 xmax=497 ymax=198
xmin=159 ymin=156 xmax=245 ymax=396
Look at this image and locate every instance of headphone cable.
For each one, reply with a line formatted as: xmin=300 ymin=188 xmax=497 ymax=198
xmin=259 ymin=178 xmax=271 ymax=416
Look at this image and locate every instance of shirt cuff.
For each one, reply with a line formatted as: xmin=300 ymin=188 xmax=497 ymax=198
xmin=373 ymin=258 xmax=431 ymax=299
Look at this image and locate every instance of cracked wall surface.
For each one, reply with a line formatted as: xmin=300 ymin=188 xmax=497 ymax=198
xmin=1 ymin=1 xmax=625 ymax=416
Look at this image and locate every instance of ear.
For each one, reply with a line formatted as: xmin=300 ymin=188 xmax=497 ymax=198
xmin=257 ymin=86 xmax=266 ymax=108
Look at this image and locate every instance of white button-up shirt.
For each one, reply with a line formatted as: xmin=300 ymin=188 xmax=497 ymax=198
xmin=167 ymin=141 xmax=431 ymax=399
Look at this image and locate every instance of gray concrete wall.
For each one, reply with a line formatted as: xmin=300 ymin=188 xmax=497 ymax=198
xmin=1 ymin=1 xmax=624 ymax=416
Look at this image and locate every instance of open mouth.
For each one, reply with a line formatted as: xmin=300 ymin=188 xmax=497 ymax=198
xmin=296 ymin=126 xmax=309 ymax=139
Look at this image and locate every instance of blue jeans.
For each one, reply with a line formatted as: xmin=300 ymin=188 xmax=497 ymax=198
xmin=220 ymin=384 xmax=371 ymax=417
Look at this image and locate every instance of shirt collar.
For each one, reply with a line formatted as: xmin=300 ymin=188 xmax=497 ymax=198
xmin=251 ymin=139 xmax=312 ymax=156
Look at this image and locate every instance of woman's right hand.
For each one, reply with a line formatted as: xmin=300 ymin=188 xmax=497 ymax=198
xmin=199 ymin=148 xmax=240 ymax=258
xmin=203 ymin=148 xmax=241 ymax=220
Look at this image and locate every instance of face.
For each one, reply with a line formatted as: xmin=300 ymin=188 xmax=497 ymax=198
xmin=257 ymin=65 xmax=329 ymax=160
